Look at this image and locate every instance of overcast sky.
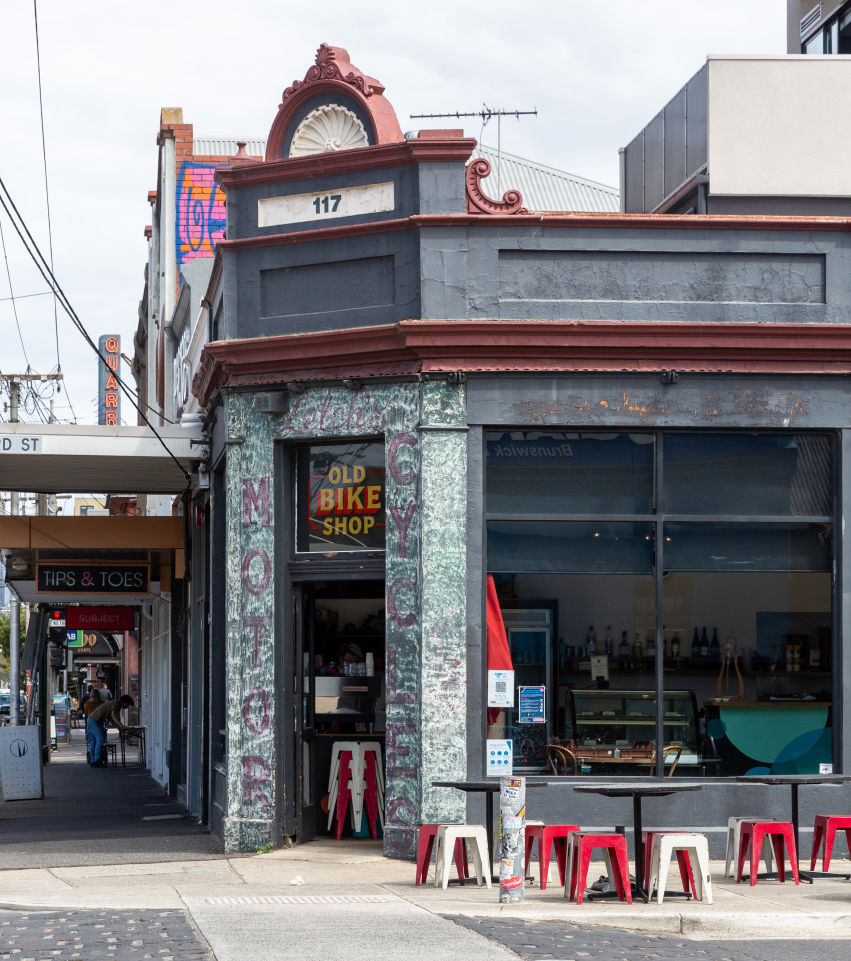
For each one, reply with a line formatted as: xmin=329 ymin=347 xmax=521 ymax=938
xmin=0 ymin=0 xmax=785 ymax=425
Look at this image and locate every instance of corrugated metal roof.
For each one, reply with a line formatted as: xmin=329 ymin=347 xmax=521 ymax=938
xmin=192 ymin=137 xmax=267 ymax=158
xmin=473 ymin=144 xmax=619 ymax=213
xmin=190 ymin=137 xmax=619 ymax=212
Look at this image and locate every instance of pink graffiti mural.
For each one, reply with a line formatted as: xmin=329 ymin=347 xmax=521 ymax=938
xmin=176 ymin=162 xmax=226 ymax=268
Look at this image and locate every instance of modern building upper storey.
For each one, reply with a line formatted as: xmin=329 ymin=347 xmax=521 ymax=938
xmin=790 ymin=0 xmax=851 ymax=53
xmin=621 ymin=54 xmax=851 ymax=215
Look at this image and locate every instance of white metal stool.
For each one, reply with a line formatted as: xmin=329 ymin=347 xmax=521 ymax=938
xmin=435 ymin=824 xmax=491 ymax=889
xmin=724 ymin=816 xmax=777 ymax=877
xmin=646 ymin=832 xmax=713 ymax=904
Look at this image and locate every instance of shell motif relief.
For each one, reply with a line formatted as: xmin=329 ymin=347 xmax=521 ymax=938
xmin=289 ymin=104 xmax=369 ymax=157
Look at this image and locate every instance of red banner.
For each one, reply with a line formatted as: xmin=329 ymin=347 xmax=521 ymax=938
xmin=66 ymin=607 xmax=135 ymax=631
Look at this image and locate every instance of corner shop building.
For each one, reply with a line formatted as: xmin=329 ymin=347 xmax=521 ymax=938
xmin=193 ymin=46 xmax=851 ymax=855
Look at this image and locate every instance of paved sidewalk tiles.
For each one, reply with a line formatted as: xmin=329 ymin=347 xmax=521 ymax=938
xmin=0 ymin=907 xmax=213 ymax=961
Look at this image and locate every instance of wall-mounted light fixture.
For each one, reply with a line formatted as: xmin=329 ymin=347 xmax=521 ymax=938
xmin=659 ymin=370 xmax=679 ymax=385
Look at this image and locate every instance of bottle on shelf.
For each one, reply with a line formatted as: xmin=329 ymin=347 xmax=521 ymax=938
xmin=645 ymin=627 xmax=655 ymax=657
xmin=671 ymin=631 xmax=681 ymax=659
xmin=633 ymin=632 xmax=643 ymax=664
xmin=618 ymin=630 xmax=630 ymax=663
xmin=605 ymin=625 xmax=614 ymax=656
xmin=710 ymin=627 xmax=721 ymax=662
xmin=587 ymin=625 xmax=597 ymax=655
xmin=700 ymin=627 xmax=710 ymax=658
xmin=691 ymin=627 xmax=699 ymax=660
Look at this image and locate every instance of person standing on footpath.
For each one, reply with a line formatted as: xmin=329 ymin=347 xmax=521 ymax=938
xmin=83 ymin=688 xmax=102 ymax=763
xmin=86 ymin=694 xmax=134 ymax=767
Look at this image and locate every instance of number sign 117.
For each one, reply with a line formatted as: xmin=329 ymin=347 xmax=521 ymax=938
xmin=313 ymin=194 xmax=341 ymax=214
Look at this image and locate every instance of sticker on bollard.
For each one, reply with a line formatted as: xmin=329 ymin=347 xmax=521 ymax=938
xmin=498 ymin=775 xmax=526 ymax=903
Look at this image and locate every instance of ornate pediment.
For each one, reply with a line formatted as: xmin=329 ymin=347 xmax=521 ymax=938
xmin=265 ymin=44 xmax=403 ymax=161
xmin=281 ymin=44 xmax=385 ymax=107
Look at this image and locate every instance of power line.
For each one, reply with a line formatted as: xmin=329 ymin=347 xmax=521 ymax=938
xmin=32 ymin=0 xmax=60 ymax=371
xmin=0 ymin=289 xmax=53 ymax=303
xmin=0 ymin=176 xmax=191 ymax=485
xmin=0 ymin=217 xmax=29 ymax=366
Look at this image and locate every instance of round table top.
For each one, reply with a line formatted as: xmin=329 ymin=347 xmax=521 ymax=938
xmin=432 ymin=779 xmax=548 ymax=792
xmin=573 ymin=781 xmax=703 ymax=798
xmin=735 ymin=773 xmax=851 ymax=785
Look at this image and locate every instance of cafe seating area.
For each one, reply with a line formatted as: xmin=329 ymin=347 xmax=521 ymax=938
xmin=415 ymin=805 xmax=851 ymax=904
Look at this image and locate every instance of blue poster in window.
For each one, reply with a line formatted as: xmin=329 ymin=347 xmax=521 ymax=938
xmin=518 ymin=686 xmax=546 ymax=724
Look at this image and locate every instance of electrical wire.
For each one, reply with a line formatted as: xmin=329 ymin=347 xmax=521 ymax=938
xmin=0 ymin=175 xmax=191 ymax=485
xmin=0 ymin=289 xmax=53 ymax=303
xmin=32 ymin=0 xmax=60 ymax=372
xmin=0 ymin=216 xmax=30 ymax=367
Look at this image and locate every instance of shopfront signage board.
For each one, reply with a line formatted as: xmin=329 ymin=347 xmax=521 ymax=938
xmin=66 ymin=606 xmax=134 ymax=631
xmin=36 ymin=563 xmax=149 ymax=595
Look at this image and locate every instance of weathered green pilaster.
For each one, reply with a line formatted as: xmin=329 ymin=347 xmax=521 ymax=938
xmin=223 ymin=392 xmax=277 ymax=852
xmin=419 ymin=381 xmax=468 ymax=826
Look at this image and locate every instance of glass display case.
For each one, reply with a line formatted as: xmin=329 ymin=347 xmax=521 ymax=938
xmin=564 ymin=688 xmax=699 ymax=770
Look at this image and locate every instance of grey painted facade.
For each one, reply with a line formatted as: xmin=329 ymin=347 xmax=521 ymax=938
xmin=198 ymin=51 xmax=851 ymax=858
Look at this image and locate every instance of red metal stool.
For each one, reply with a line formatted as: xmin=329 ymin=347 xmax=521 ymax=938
xmin=415 ymin=824 xmax=469 ymax=885
xmin=524 ymin=823 xmax=580 ymax=890
xmin=565 ymin=832 xmax=632 ymax=905
xmin=737 ymin=820 xmax=799 ymax=886
xmin=643 ymin=830 xmax=697 ymax=898
xmin=811 ymin=815 xmax=851 ymax=871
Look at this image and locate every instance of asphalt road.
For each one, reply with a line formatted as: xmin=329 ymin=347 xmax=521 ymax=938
xmin=449 ymin=917 xmax=851 ymax=961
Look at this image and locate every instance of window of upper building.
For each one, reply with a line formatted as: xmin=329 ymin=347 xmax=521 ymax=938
xmin=802 ymin=3 xmax=851 ymax=52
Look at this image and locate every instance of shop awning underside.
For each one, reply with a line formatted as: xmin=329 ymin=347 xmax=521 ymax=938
xmin=0 ymin=423 xmax=200 ymax=494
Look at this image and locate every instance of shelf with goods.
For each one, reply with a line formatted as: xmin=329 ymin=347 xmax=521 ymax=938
xmin=565 ymin=688 xmax=699 ymax=757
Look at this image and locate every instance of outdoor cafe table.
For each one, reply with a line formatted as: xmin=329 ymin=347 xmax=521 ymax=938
xmin=432 ymin=779 xmax=548 ymax=878
xmin=572 ymin=781 xmax=703 ymax=897
xmin=735 ymin=772 xmax=851 ymax=882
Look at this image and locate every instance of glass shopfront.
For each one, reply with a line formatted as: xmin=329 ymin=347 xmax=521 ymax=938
xmin=485 ymin=431 xmax=835 ymax=777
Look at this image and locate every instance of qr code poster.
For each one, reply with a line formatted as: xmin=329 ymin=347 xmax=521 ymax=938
xmin=488 ymin=670 xmax=514 ymax=709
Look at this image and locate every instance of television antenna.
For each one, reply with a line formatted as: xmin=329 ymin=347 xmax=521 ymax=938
xmin=410 ymin=105 xmax=537 ymax=195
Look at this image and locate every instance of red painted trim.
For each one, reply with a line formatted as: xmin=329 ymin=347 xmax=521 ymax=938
xmin=266 ymin=45 xmax=403 ymax=160
xmin=193 ymin=320 xmax=851 ymax=406
xmin=217 ymin=138 xmax=477 ymax=190
xmin=466 ymin=158 xmax=528 ymax=215
xmin=217 ymin=209 xmax=851 ymax=252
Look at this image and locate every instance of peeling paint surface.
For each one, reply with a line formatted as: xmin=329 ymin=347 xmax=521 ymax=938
xmin=223 ymin=395 xmax=277 ymax=853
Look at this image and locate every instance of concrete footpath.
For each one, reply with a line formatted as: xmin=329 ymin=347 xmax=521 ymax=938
xmin=1 ymin=839 xmax=851 ymax=944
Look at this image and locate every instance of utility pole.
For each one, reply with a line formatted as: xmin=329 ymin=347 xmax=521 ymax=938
xmin=410 ymin=106 xmax=537 ymax=195
xmin=3 ymin=372 xmax=62 ymax=724
xmin=8 ymin=378 xmax=21 ymax=725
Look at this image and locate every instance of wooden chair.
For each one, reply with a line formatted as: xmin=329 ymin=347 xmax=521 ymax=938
xmin=649 ymin=744 xmax=682 ymax=777
xmin=547 ymin=743 xmax=579 ymax=776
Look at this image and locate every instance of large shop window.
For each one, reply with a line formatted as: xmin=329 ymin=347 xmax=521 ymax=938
xmin=296 ymin=441 xmax=386 ymax=553
xmin=485 ymin=431 xmax=835 ymax=777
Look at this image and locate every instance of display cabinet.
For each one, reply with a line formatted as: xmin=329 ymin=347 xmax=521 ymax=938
xmin=563 ymin=688 xmax=699 ymax=766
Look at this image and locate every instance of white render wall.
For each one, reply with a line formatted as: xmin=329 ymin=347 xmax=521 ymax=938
xmin=708 ymin=55 xmax=851 ymax=197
